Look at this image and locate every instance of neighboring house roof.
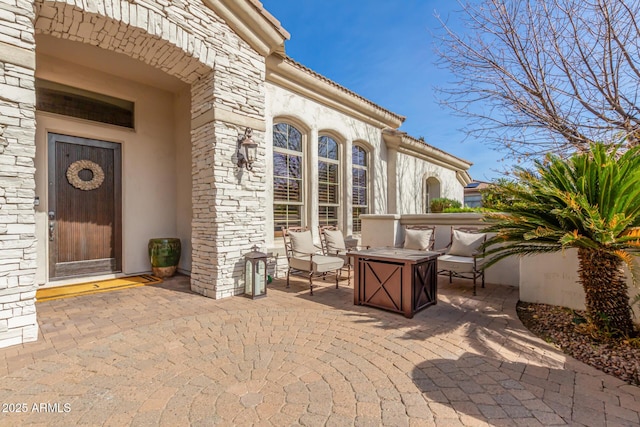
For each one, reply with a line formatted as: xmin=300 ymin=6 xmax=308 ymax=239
xmin=464 ymin=181 xmax=491 ymax=192
xmin=464 ymin=181 xmax=491 ymax=199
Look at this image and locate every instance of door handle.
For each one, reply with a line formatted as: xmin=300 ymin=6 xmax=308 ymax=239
xmin=48 ymin=211 xmax=55 ymax=241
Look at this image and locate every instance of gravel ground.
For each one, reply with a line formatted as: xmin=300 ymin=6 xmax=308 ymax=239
xmin=517 ymin=302 xmax=640 ymax=386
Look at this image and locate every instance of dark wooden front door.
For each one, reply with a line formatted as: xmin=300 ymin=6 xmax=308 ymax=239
xmin=48 ymin=133 xmax=122 ymax=279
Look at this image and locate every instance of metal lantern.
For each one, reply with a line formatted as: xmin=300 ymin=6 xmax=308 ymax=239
xmin=244 ymin=245 xmax=267 ymax=299
xmin=237 ymin=127 xmax=258 ymax=171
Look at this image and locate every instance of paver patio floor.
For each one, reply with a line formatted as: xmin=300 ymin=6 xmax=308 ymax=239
xmin=0 ymin=275 xmax=638 ymax=426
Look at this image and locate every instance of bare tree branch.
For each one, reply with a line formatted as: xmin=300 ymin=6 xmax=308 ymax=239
xmin=435 ymin=0 xmax=640 ymax=158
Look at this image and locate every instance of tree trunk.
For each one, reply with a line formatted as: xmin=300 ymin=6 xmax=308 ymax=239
xmin=577 ymin=248 xmax=635 ymax=337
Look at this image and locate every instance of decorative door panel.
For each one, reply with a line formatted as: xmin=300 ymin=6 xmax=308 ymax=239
xmin=48 ymin=133 xmax=122 ymax=279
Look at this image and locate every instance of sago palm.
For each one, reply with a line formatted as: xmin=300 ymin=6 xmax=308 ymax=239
xmin=482 ymin=142 xmax=640 ymax=337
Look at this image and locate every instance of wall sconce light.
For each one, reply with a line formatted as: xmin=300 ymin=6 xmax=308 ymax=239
xmin=237 ymin=127 xmax=257 ymax=171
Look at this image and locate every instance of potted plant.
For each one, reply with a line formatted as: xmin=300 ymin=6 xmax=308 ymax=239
xmin=148 ymin=238 xmax=181 ymax=278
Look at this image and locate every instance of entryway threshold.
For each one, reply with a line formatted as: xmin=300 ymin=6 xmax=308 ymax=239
xmin=36 ymin=274 xmax=163 ymax=302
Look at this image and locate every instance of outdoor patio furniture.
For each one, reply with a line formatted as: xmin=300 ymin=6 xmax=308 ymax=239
xmin=402 ymin=225 xmax=436 ymax=251
xmin=437 ymin=226 xmax=487 ymax=295
xmin=282 ymin=226 xmax=345 ymax=295
xmin=318 ymin=226 xmax=358 ymax=286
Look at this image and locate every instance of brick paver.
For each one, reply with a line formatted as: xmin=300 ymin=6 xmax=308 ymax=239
xmin=0 ymin=275 xmax=638 ymax=426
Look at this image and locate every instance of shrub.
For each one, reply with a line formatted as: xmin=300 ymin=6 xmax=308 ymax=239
xmin=430 ymin=197 xmax=461 ymax=213
xmin=481 ymin=179 xmax=527 ymax=211
xmin=443 ymin=207 xmax=483 ymax=213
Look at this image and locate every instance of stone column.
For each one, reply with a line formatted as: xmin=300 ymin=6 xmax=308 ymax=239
xmin=190 ymin=73 xmax=218 ymax=298
xmin=0 ymin=6 xmax=38 ymax=347
xmin=189 ymin=44 xmax=267 ymax=299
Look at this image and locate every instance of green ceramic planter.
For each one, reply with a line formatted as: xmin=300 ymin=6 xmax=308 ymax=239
xmin=148 ymin=238 xmax=181 ymax=278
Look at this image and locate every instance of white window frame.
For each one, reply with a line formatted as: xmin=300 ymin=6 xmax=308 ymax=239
xmin=273 ymin=122 xmax=305 ymax=235
xmin=352 ymin=144 xmax=369 ymax=234
xmin=318 ymin=135 xmax=341 ymax=228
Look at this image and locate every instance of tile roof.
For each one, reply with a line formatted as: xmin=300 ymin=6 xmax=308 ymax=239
xmin=401 ymin=132 xmax=472 ymax=166
xmin=281 ymin=55 xmax=406 ymax=126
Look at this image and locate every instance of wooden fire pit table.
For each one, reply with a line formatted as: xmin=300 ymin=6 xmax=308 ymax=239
xmin=348 ymin=247 xmax=439 ymax=318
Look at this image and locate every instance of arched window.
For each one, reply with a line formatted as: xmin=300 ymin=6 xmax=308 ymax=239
xmin=424 ymin=177 xmax=441 ymax=213
xmin=273 ymin=123 xmax=303 ymax=234
xmin=352 ymin=145 xmax=369 ymax=233
xmin=318 ymin=136 xmax=340 ymax=227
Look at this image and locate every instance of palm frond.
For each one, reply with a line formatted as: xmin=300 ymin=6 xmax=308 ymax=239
xmin=483 ymin=142 xmax=640 ymax=269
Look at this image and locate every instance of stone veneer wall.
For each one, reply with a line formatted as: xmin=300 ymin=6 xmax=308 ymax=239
xmin=0 ymin=0 xmax=39 ymax=348
xmin=0 ymin=0 xmax=268 ymax=346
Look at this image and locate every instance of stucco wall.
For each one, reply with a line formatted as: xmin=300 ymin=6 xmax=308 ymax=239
xmin=34 ymin=53 xmax=192 ymax=282
xmin=174 ymin=87 xmax=192 ymax=274
xmin=264 ymin=81 xmax=388 ymax=247
xmin=520 ymin=250 xmax=640 ymax=318
xmin=396 ymin=152 xmax=464 ymax=214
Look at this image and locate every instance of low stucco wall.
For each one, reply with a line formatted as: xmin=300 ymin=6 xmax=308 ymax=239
xmin=520 ymin=249 xmax=640 ymax=318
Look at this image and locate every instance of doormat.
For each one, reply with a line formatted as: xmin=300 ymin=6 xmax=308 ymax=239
xmin=36 ymin=274 xmax=163 ymax=302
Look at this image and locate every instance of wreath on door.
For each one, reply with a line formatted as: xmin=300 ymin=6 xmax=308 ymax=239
xmin=66 ymin=159 xmax=105 ymax=191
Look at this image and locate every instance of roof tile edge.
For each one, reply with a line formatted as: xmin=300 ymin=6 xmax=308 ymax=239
xmin=266 ymin=54 xmax=405 ymax=129
xmin=283 ymin=56 xmax=406 ymax=125
xmin=382 ymin=129 xmax=473 ymax=173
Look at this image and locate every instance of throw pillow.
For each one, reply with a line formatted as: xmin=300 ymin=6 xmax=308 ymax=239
xmin=403 ymin=228 xmax=433 ymax=251
xmin=448 ymin=230 xmax=485 ymax=257
xmin=288 ymin=230 xmax=315 ymax=257
xmin=323 ymin=229 xmax=346 ymax=253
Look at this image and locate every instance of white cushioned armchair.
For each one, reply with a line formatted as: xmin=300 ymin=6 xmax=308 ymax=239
xmin=282 ymin=227 xmax=345 ymax=295
xmin=318 ymin=226 xmax=358 ymax=286
xmin=437 ymin=226 xmax=487 ymax=295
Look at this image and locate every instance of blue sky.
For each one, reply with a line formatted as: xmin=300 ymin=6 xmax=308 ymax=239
xmin=261 ymin=0 xmax=508 ymax=182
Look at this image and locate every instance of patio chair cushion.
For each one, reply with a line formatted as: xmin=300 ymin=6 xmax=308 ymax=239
xmin=323 ymin=229 xmax=346 ymax=253
xmin=404 ymin=228 xmax=433 ymax=251
xmin=288 ymin=230 xmax=316 ymax=257
xmin=448 ymin=230 xmax=485 ymax=257
xmin=438 ymin=254 xmax=476 ymax=273
xmin=290 ymin=254 xmax=345 ymax=273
